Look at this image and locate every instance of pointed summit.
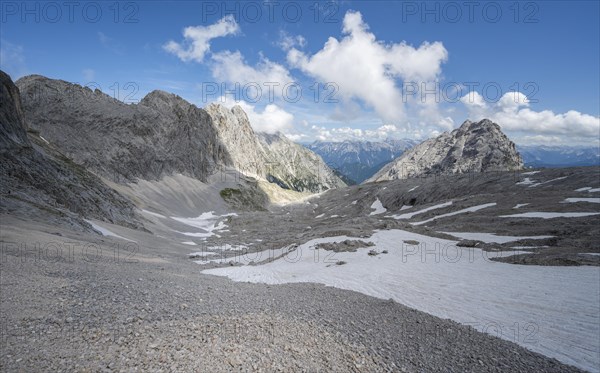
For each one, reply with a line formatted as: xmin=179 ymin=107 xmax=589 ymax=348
xmin=367 ymin=119 xmax=523 ymax=182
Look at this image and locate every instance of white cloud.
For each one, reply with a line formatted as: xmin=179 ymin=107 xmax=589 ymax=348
xmin=287 ymin=10 xmax=447 ymax=123
xmin=216 ymin=96 xmax=294 ymax=134
xmin=307 ymin=123 xmax=435 ymax=142
xmin=462 ymin=91 xmax=600 ymax=145
xmin=164 ymin=15 xmax=239 ymax=63
xmin=277 ymin=31 xmax=306 ymax=51
xmin=210 ymin=50 xmax=293 ymax=101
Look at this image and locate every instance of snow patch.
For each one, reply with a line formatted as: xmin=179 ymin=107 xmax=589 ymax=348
xmin=407 ymin=186 xmax=419 ymax=192
xmin=369 ymin=199 xmax=387 ymax=216
xmin=172 ymin=211 xmax=236 ymax=238
xmin=142 ymin=209 xmax=166 ymax=219
xmin=563 ymin=198 xmax=600 ymax=204
xmin=440 ymin=231 xmax=553 ymax=244
xmin=411 ymin=203 xmax=496 ymax=226
xmin=195 ymin=245 xmax=295 ymax=265
xmin=500 ymin=212 xmax=600 ymax=219
xmin=387 ymin=201 xmax=452 ymax=220
xmin=513 ymin=203 xmax=529 ymax=209
xmin=202 ymin=230 xmax=599 ymax=371
xmin=85 ymin=220 xmax=135 ymax=242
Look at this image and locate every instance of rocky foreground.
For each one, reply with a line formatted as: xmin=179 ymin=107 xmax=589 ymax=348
xmin=0 ymin=216 xmax=583 ymax=372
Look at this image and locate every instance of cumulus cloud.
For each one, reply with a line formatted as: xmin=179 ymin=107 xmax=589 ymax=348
xmin=307 ymin=123 xmax=437 ymax=142
xmin=216 ymin=96 xmax=294 ymax=134
xmin=462 ymin=91 xmax=600 ymax=145
xmin=211 ymin=50 xmax=292 ymax=88
xmin=164 ymin=15 xmax=239 ymax=62
xmin=287 ymin=10 xmax=447 ymax=123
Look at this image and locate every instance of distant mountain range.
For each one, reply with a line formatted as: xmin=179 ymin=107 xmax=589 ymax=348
xmin=517 ymin=145 xmax=600 ymax=168
xmin=305 ymin=139 xmax=418 ymax=183
xmin=304 ymin=131 xmax=599 ymax=184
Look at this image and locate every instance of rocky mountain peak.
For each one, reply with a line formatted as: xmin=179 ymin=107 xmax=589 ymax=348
xmin=367 ymin=118 xmax=523 ymax=182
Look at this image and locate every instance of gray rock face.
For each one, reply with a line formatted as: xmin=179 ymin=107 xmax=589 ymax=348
xmin=204 ymin=103 xmax=346 ymax=192
xmin=0 ymin=71 xmax=29 ymax=148
xmin=16 ymin=75 xmax=343 ymax=193
xmin=367 ymin=119 xmax=523 ymax=182
xmin=17 ymin=76 xmax=223 ymax=183
xmin=0 ymin=71 xmax=143 ymax=229
xmin=256 ymin=132 xmax=347 ymax=192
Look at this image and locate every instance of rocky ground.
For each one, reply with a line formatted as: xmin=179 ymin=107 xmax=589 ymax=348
xmin=203 ymin=167 xmax=600 ymax=267
xmin=2 ymin=167 xmax=599 ymax=372
xmin=0 ymin=216 xmax=583 ymax=372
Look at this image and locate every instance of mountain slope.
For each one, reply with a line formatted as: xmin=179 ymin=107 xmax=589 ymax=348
xmin=204 ymin=104 xmax=345 ymax=192
xmin=367 ymin=119 xmax=523 ymax=182
xmin=257 ymin=132 xmax=347 ymax=192
xmin=306 ymin=139 xmax=418 ymax=183
xmin=0 ymin=70 xmax=143 ymax=229
xmin=16 ymin=75 xmax=344 ymax=194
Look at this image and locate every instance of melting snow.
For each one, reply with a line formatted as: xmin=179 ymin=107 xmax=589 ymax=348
xmin=564 ymin=198 xmax=600 ymax=204
xmin=369 ymin=199 xmax=387 ymax=216
xmin=407 ymin=186 xmax=419 ymax=192
xmin=315 ymin=213 xmax=325 ymax=218
xmin=575 ymin=187 xmax=600 ymax=193
xmin=181 ymin=241 xmax=197 ymax=246
xmin=516 ymin=177 xmax=535 ymax=185
xmin=202 ymin=230 xmax=599 ymax=371
xmin=411 ymin=203 xmax=496 ymax=226
xmin=195 ymin=245 xmax=295 ymax=265
xmin=85 ymin=220 xmax=135 ymax=242
xmin=400 ymin=205 xmax=413 ymax=211
xmin=500 ymin=212 xmax=600 ymax=219
xmin=387 ymin=201 xmax=453 ymax=220
xmin=141 ymin=209 xmax=166 ymax=219
xmin=513 ymin=203 xmax=529 ymax=209
xmin=172 ymin=211 xmax=236 ymax=238
xmin=439 ymin=231 xmax=554 ymax=244
xmin=521 ymin=170 xmax=541 ymax=175
xmin=528 ymin=176 xmax=568 ymax=188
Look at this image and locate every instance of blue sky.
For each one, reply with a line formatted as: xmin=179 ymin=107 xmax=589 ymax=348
xmin=1 ymin=0 xmax=599 ymax=145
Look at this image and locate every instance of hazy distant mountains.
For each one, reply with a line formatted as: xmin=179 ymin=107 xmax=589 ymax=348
xmin=517 ymin=145 xmax=600 ymax=168
xmin=305 ymin=128 xmax=598 ymax=184
xmin=306 ymin=139 xmax=418 ymax=183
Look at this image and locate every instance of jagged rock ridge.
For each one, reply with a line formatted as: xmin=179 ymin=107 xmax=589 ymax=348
xmin=16 ymin=75 xmax=344 ymax=193
xmin=367 ymin=119 xmax=523 ymax=182
xmin=0 ymin=71 xmax=143 ymax=229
